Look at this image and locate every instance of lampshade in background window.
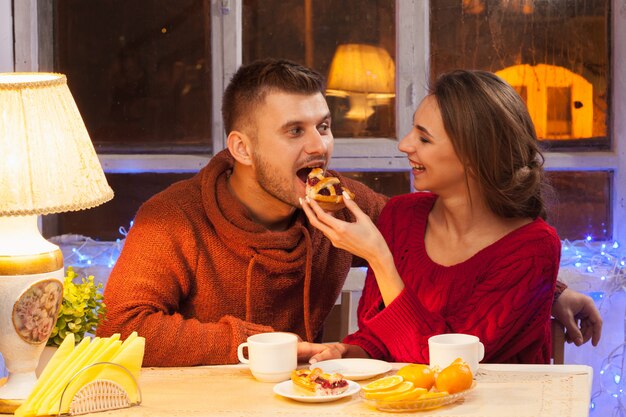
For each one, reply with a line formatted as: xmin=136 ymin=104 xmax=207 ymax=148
xmin=0 ymin=72 xmax=113 ymax=400
xmin=326 ymin=44 xmax=395 ymax=122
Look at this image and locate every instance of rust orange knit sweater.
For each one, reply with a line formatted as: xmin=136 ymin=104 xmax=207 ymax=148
xmin=96 ymin=150 xmax=388 ymax=366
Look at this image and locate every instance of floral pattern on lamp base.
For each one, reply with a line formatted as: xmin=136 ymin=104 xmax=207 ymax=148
xmin=12 ymin=279 xmax=63 ymax=344
xmin=0 ymin=269 xmax=64 ymax=400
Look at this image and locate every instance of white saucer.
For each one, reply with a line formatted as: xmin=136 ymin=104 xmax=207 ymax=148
xmin=273 ymin=380 xmax=360 ymax=403
xmin=310 ymin=358 xmax=392 ymax=380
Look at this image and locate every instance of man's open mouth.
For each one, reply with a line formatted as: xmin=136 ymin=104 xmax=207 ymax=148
xmin=296 ymin=165 xmax=323 ymax=184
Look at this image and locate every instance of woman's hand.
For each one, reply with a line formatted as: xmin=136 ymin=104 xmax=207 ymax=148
xmin=552 ymin=288 xmax=602 ymax=346
xmin=300 ymin=193 xmax=405 ymax=306
xmin=299 ymin=193 xmax=388 ymax=263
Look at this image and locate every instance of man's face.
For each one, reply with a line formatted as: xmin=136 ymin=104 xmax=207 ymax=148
xmin=249 ymin=91 xmax=333 ymax=209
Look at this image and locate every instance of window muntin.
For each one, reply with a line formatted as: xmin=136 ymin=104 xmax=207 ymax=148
xmin=341 ymin=171 xmax=410 ymax=198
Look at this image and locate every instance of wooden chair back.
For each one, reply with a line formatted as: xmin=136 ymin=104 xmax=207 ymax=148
xmin=551 ymin=318 xmax=566 ymax=364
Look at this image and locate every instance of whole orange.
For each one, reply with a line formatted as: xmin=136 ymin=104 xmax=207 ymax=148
xmin=434 ymin=358 xmax=473 ymax=394
xmin=396 ymin=364 xmax=435 ymax=390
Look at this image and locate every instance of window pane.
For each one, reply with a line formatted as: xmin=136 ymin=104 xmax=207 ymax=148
xmin=43 ymin=173 xmax=194 ymax=241
xmin=430 ymin=0 xmax=609 ymax=150
xmin=546 ymin=171 xmax=611 ymax=241
xmin=243 ymin=1 xmax=395 ymax=139
xmin=54 ymin=0 xmax=212 ymax=153
xmin=341 ymin=172 xmax=410 ymax=198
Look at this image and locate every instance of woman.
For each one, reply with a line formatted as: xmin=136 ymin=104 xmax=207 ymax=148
xmin=300 ymin=70 xmax=560 ymax=364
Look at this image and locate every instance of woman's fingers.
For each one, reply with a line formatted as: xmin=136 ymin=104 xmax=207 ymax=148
xmin=300 ymin=195 xmax=379 ymax=259
xmin=342 ymin=191 xmax=369 ymax=221
xmin=305 ymin=196 xmax=331 ymax=219
xmin=301 ymin=196 xmax=348 ymax=232
xmin=299 ymin=197 xmax=335 ymax=234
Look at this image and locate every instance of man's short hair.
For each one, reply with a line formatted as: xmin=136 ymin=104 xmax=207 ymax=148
xmin=222 ymin=59 xmax=326 ymax=135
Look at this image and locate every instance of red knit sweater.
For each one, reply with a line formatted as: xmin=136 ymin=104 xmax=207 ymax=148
xmin=343 ymin=192 xmax=560 ymax=364
xmin=96 ymin=150 xmax=387 ymax=366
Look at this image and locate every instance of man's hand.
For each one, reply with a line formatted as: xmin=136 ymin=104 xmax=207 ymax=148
xmin=297 ymin=342 xmax=347 ymax=363
xmin=552 ymin=288 xmax=602 ymax=346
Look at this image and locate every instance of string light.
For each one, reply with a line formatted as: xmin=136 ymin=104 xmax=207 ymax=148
xmin=561 ymin=238 xmax=626 ymax=415
xmin=49 ymin=226 xmax=129 ymax=286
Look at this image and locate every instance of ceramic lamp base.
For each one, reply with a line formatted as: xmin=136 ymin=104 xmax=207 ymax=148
xmin=0 ymin=249 xmax=64 ymax=400
xmin=0 ymin=371 xmax=37 ymax=399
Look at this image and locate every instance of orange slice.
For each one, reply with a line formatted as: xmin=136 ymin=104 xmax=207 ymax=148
xmin=383 ymin=387 xmax=428 ymax=402
xmin=365 ymin=381 xmax=414 ymax=400
xmin=362 ymin=375 xmax=404 ymax=392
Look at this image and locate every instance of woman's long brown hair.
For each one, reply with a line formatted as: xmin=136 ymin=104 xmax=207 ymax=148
xmin=431 ymin=70 xmax=550 ymax=219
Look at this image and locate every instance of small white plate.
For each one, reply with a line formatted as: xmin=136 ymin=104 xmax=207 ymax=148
xmin=273 ymin=380 xmax=361 ymax=403
xmin=310 ymin=358 xmax=392 ymax=380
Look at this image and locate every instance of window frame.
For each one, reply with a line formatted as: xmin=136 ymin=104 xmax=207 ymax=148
xmin=0 ymin=0 xmax=12 ymax=70
xmin=7 ymin=0 xmax=625 ymax=241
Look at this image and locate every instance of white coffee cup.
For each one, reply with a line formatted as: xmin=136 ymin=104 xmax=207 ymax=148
xmin=428 ymin=333 xmax=485 ymax=375
xmin=237 ymin=332 xmax=298 ymax=382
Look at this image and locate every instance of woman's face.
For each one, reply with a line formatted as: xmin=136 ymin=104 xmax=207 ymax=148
xmin=398 ymin=95 xmax=467 ymax=195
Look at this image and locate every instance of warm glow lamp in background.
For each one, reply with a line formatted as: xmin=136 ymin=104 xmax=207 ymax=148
xmin=326 ymin=44 xmax=395 ymax=133
xmin=496 ymin=64 xmax=593 ymax=140
xmin=0 ymin=73 xmax=113 ymax=400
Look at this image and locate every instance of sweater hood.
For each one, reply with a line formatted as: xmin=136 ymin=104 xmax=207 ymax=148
xmin=200 ymin=150 xmax=317 ymax=341
xmin=201 ymin=150 xmax=320 ymax=272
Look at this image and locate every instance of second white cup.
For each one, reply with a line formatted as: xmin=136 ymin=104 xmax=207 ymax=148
xmin=237 ymin=332 xmax=297 ymax=382
xmin=428 ymin=333 xmax=485 ymax=375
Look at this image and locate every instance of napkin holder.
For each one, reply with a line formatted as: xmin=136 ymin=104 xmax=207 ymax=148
xmin=57 ymin=362 xmax=142 ymax=416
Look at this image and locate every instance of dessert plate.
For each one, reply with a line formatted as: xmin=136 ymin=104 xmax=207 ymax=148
xmin=273 ymin=379 xmax=360 ymax=403
xmin=311 ymin=358 xmax=392 ymax=381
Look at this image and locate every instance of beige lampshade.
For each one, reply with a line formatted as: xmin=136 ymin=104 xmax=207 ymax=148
xmin=326 ymin=44 xmax=395 ymax=97
xmin=0 ymin=72 xmax=113 ymax=216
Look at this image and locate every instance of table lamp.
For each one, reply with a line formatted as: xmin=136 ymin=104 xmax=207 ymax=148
xmin=0 ymin=72 xmax=113 ymax=400
xmin=326 ymin=43 xmax=395 ymax=128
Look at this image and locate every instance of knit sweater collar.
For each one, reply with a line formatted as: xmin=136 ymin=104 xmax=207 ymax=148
xmin=200 ymin=150 xmax=316 ymax=341
xmin=200 ymin=149 xmax=313 ymax=270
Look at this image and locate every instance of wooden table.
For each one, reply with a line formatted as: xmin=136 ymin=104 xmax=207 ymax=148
xmin=90 ymin=363 xmax=593 ymax=417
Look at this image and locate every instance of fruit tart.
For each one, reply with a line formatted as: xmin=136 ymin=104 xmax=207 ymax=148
xmin=291 ymin=368 xmax=350 ymax=396
xmin=305 ymin=168 xmax=355 ymax=212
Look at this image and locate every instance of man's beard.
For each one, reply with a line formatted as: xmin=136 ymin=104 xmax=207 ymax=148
xmin=252 ymin=151 xmax=299 ymax=208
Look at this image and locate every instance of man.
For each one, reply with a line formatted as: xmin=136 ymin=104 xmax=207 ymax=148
xmin=97 ymin=59 xmax=386 ymax=366
xmin=97 ymin=59 xmax=601 ymax=366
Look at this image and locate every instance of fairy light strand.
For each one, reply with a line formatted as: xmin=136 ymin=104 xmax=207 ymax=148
xmin=560 ymin=238 xmax=626 ymax=415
